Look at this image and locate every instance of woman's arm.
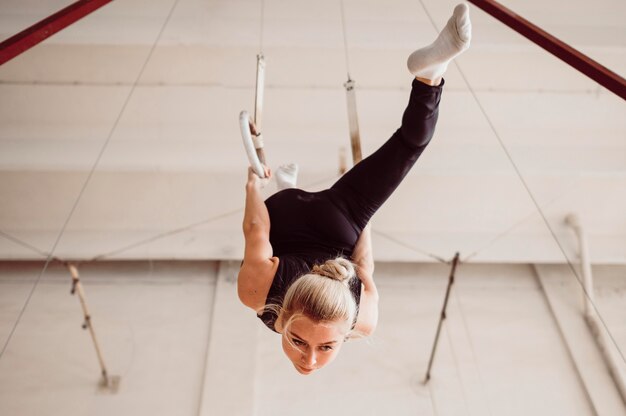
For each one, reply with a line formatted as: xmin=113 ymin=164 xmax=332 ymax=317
xmin=352 ymin=224 xmax=379 ymax=337
xmin=242 ymin=166 xmax=271 ymax=242
xmin=237 ymin=167 xmax=280 ymax=310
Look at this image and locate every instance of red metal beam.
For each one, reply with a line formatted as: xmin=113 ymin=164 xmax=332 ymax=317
xmin=0 ymin=0 xmax=114 ymax=66
xmin=468 ymin=0 xmax=626 ymax=100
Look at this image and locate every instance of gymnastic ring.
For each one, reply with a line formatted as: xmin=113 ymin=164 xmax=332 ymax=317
xmin=239 ymin=110 xmax=266 ymax=178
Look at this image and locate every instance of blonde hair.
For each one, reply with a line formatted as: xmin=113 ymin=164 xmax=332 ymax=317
xmin=276 ymin=257 xmax=358 ymax=335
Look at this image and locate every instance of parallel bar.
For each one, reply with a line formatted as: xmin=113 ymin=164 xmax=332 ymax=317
xmin=0 ymin=0 xmax=113 ymax=66
xmin=468 ymin=0 xmax=626 ymax=100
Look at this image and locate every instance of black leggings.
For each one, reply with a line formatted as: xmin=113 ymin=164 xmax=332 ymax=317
xmin=265 ymin=79 xmax=443 ymax=259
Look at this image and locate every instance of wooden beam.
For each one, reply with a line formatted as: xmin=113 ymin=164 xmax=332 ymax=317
xmin=468 ymin=0 xmax=626 ymax=100
xmin=0 ymin=0 xmax=114 ymax=66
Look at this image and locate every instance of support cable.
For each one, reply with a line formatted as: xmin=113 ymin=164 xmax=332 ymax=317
xmin=444 ymin=318 xmax=472 ymax=415
xmin=416 ymin=0 xmax=625 ymax=364
xmin=373 ymin=229 xmax=448 ymax=264
xmin=86 ymin=173 xmax=339 ymax=261
xmin=0 ymin=230 xmax=50 ymax=259
xmin=1 ymin=173 xmax=443 ymax=266
xmin=258 ymin=0 xmax=265 ymax=55
xmin=18 ymin=173 xmax=334 ymax=264
xmin=454 ymin=288 xmax=494 ymax=416
xmin=89 ymin=208 xmax=243 ymax=262
xmin=0 ymin=0 xmax=184 ymax=360
xmin=338 ymin=0 xmax=352 ymax=80
xmin=462 ymin=193 xmax=565 ymax=263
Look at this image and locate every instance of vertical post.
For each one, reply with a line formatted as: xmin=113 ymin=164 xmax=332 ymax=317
xmin=344 ymin=79 xmax=362 ymax=164
xmin=564 ymin=214 xmax=626 ymax=404
xmin=338 ymin=146 xmax=348 ymax=174
xmin=67 ymin=263 xmax=118 ymax=391
xmin=424 ymin=252 xmax=461 ymax=383
xmin=253 ymin=54 xmax=267 ymax=165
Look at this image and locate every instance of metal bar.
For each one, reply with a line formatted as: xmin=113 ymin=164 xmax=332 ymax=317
xmin=424 ymin=252 xmax=461 ymax=383
xmin=338 ymin=147 xmax=349 ymax=174
xmin=467 ymin=0 xmax=626 ymax=100
xmin=565 ymin=214 xmax=626 ymax=404
xmin=565 ymin=214 xmax=595 ymax=317
xmin=0 ymin=0 xmax=114 ymax=66
xmin=67 ymin=263 xmax=110 ymax=386
xmin=344 ymin=79 xmax=362 ymax=164
xmin=254 ymin=54 xmax=267 ymax=165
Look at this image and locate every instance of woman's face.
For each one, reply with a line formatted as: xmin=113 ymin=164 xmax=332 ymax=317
xmin=281 ymin=316 xmax=348 ymax=375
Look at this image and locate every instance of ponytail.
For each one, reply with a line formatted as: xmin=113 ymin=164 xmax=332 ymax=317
xmin=311 ymin=257 xmax=356 ymax=284
xmin=277 ymin=257 xmax=358 ymax=333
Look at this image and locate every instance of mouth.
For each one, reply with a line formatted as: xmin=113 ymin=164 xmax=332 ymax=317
xmin=295 ymin=364 xmax=315 ymax=374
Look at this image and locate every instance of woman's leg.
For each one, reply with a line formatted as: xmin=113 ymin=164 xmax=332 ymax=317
xmin=329 ymin=3 xmax=471 ymax=234
xmin=329 ymin=78 xmax=443 ymax=232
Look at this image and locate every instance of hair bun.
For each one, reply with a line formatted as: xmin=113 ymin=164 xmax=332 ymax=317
xmin=311 ymin=257 xmax=356 ymax=284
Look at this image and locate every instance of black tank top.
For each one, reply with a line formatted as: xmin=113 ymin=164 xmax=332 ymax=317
xmin=257 ymin=254 xmax=362 ymax=332
xmin=259 ymin=189 xmax=363 ymax=332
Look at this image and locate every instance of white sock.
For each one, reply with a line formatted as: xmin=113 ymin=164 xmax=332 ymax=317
xmin=276 ymin=163 xmax=299 ymax=190
xmin=407 ymin=3 xmax=471 ymax=81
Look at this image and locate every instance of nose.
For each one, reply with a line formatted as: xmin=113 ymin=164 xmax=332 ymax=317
xmin=302 ymin=350 xmax=317 ymax=367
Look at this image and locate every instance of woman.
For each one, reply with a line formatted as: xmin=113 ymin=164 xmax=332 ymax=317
xmin=238 ymin=3 xmax=471 ymax=375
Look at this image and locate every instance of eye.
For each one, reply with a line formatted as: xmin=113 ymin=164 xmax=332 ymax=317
xmin=319 ymin=345 xmax=333 ymax=352
xmin=292 ymin=338 xmax=305 ymax=346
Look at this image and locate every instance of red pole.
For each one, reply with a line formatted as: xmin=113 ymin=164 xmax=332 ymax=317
xmin=468 ymin=0 xmax=626 ymax=100
xmin=0 ymin=0 xmax=114 ymax=66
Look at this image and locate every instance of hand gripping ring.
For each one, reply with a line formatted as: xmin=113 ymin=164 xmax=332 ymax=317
xmin=239 ymin=110 xmax=266 ymax=178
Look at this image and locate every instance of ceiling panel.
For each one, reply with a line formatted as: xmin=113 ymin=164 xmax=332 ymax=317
xmin=0 ymin=0 xmax=624 ymax=263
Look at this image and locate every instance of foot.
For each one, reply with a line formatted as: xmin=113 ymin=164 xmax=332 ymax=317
xmin=407 ymin=3 xmax=471 ymax=81
xmin=276 ymin=163 xmax=299 ymax=190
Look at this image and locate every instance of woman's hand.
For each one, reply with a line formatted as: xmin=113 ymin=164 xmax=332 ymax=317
xmin=247 ymin=165 xmax=272 ymax=189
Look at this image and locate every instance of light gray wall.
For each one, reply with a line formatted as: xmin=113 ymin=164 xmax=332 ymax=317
xmin=0 ymin=261 xmax=217 ymax=416
xmin=2 ymin=261 xmax=624 ymax=415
